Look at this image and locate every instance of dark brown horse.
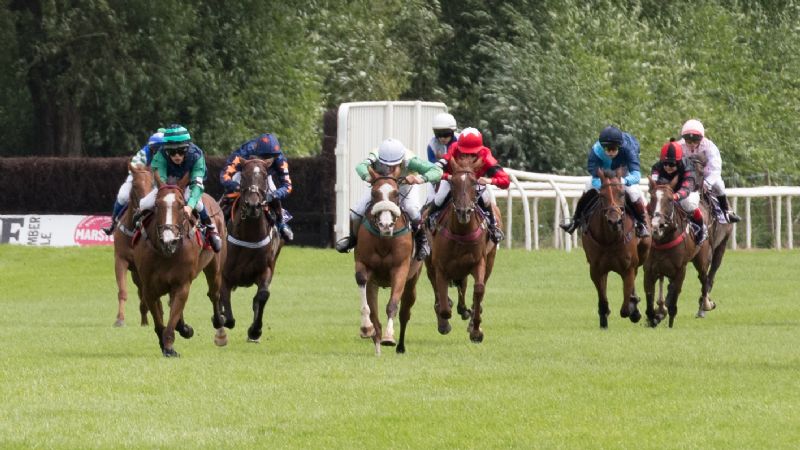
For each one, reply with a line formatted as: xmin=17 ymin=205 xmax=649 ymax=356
xmin=425 ymin=156 xmax=498 ymax=342
xmin=580 ymin=169 xmax=650 ymax=328
xmin=352 ymin=164 xmax=421 ymax=355
xmin=696 ymin=183 xmax=734 ymax=319
xmin=643 ymin=179 xmax=711 ymax=327
xmin=132 ymin=175 xmax=227 ymax=356
xmin=218 ymin=159 xmax=283 ymax=343
xmin=111 ymin=163 xmax=151 ymax=327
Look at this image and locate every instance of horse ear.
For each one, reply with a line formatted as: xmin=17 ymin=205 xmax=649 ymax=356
xmin=390 ymin=164 xmax=402 ymax=179
xmin=470 ymin=156 xmax=483 ymax=172
xmin=648 ymin=176 xmax=655 ymax=192
xmin=669 ymin=175 xmax=679 ymax=191
xmin=597 ymin=168 xmax=605 ymax=181
xmin=450 ymin=156 xmax=461 ymax=171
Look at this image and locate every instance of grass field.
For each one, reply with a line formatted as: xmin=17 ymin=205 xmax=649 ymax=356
xmin=0 ymin=245 xmax=798 ymax=449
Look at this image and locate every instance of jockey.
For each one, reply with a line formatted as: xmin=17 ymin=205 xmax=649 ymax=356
xmin=102 ymin=130 xmax=164 ymax=235
xmin=135 ymin=124 xmax=222 ymax=253
xmin=561 ymin=125 xmax=650 ymax=237
xmin=651 ymin=139 xmax=707 ymax=244
xmin=425 ymin=112 xmax=458 ymax=206
xmin=335 ymin=137 xmax=443 ymax=259
xmin=679 ymin=119 xmax=740 ymax=223
xmin=430 ymin=127 xmax=510 ymax=243
xmin=219 ymin=133 xmax=294 ymax=241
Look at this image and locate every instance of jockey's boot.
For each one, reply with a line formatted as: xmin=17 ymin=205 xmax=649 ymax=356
xmin=691 ymin=208 xmax=708 ymax=245
xmin=560 ymin=191 xmax=594 ymax=234
xmin=481 ymin=203 xmax=505 ymax=243
xmin=269 ymin=197 xmax=294 ymax=242
xmin=426 ymin=201 xmax=443 ymax=230
xmin=411 ymin=218 xmax=429 ymax=261
xmin=335 ymin=216 xmax=360 ymax=253
xmin=131 ymin=208 xmax=148 ymax=231
xmin=102 ymin=201 xmax=125 ymax=235
xmin=632 ymin=198 xmax=650 ymax=238
xmin=218 ymin=194 xmax=234 ymax=223
xmin=718 ymin=194 xmax=740 ymax=223
xmin=199 ymin=209 xmax=222 ymax=253
xmin=278 ymin=222 xmax=294 ymax=242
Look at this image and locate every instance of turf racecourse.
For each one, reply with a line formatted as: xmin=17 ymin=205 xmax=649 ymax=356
xmin=0 ymin=246 xmax=798 ymax=449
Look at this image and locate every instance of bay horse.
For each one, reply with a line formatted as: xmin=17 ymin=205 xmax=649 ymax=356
xmin=111 ymin=163 xmax=151 ymax=327
xmin=643 ymin=179 xmax=712 ymax=328
xmin=425 ymin=155 xmax=498 ymax=342
xmin=132 ymin=174 xmax=227 ymax=356
xmin=218 ymin=159 xmax=283 ymax=343
xmin=352 ymin=164 xmax=421 ymax=355
xmin=579 ymin=169 xmax=650 ymax=328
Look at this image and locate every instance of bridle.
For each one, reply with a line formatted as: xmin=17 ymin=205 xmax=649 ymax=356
xmin=153 ymin=184 xmax=192 ymax=255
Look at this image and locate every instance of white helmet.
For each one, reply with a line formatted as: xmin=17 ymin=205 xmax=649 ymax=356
xmin=377 ymin=138 xmax=406 ymax=166
xmin=681 ymin=119 xmax=705 ymax=137
xmin=432 ymin=112 xmax=457 ymax=132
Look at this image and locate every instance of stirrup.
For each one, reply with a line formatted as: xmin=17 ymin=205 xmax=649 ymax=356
xmin=560 ymin=220 xmax=577 ymax=234
xmin=727 ymin=211 xmax=741 ymax=223
xmin=490 ymin=227 xmax=505 ymax=243
xmin=280 ymin=225 xmax=294 ymax=242
xmin=206 ymin=228 xmax=222 ymax=253
xmin=102 ymin=219 xmax=117 ymax=236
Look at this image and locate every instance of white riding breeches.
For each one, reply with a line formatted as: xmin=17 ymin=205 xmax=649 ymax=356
xmin=678 ymin=191 xmax=700 ymax=212
xmin=115 ymin=174 xmax=133 ymax=205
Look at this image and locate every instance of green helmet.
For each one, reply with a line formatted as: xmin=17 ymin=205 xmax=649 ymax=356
xmin=162 ymin=124 xmax=191 ymax=147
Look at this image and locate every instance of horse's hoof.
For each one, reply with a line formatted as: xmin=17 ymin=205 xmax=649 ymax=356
xmin=113 ymin=319 xmax=125 ymax=328
xmin=630 ymin=310 xmax=642 ymax=323
xmin=247 ymin=326 xmax=263 ymax=342
xmin=225 ymin=318 xmax=236 ymax=329
xmin=457 ymin=304 xmax=472 ymax=320
xmin=360 ymin=326 xmax=375 ymax=338
xmin=140 ymin=320 xmax=148 ymax=327
xmin=380 ymin=337 xmax=397 ymax=347
xmin=214 ymin=328 xmax=228 ymax=347
xmin=178 ymin=324 xmax=194 ymax=339
xmin=438 ymin=310 xmax=452 ymax=320
xmin=437 ymin=322 xmax=451 ymax=335
xmin=162 ymin=348 xmax=180 ymax=358
xmin=695 ymin=310 xmax=706 ymax=319
xmin=470 ymin=331 xmax=484 ymax=343
xmin=396 ymin=344 xmax=406 ymax=354
xmin=703 ymin=302 xmax=717 ymax=312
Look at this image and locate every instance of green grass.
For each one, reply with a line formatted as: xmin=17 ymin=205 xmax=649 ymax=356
xmin=0 ymin=245 xmax=798 ymax=449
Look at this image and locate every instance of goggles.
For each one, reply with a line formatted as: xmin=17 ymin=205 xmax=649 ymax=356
xmin=682 ymin=133 xmax=702 ymax=143
xmin=662 ymin=161 xmax=677 ymax=168
xmin=434 ymin=130 xmax=454 ymax=139
xmin=166 ymin=145 xmax=188 ymax=157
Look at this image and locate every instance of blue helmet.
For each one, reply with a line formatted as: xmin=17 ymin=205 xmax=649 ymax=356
xmin=147 ymin=131 xmax=165 ymax=145
xmin=254 ymin=133 xmax=281 ymax=157
xmin=598 ymin=126 xmax=623 ymax=147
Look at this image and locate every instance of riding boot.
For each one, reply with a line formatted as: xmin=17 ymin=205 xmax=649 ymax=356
xmin=427 ymin=201 xmax=443 ymax=230
xmin=690 ymin=209 xmax=708 ymax=245
xmin=131 ymin=208 xmax=149 ymax=231
xmin=219 ymin=194 xmax=234 ymax=223
xmin=270 ymin=198 xmax=294 ymax=242
xmin=102 ymin=200 xmax=125 ymax=236
xmin=481 ymin=203 xmax=505 ymax=243
xmin=560 ymin=191 xmax=594 ymax=234
xmin=199 ymin=209 xmax=222 ymax=253
xmin=718 ymin=194 xmax=740 ymax=223
xmin=335 ymin=216 xmax=361 ymax=253
xmin=411 ymin=218 xmax=429 ymax=261
xmin=632 ymin=198 xmax=650 ymax=238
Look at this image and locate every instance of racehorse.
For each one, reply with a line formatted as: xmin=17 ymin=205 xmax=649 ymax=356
xmin=132 ymin=173 xmax=227 ymax=356
xmin=425 ymin=155 xmax=498 ymax=342
xmin=111 ymin=163 xmax=151 ymax=327
xmin=218 ymin=159 xmax=283 ymax=343
xmin=351 ymin=164 xmax=421 ymax=355
xmin=643 ymin=179 xmax=711 ymax=328
xmin=579 ymin=169 xmax=650 ymax=328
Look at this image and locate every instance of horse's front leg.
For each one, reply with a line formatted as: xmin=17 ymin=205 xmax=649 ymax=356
xmin=456 ymin=278 xmax=471 ymax=320
xmin=397 ymin=274 xmax=419 ymax=354
xmin=620 ymin=267 xmax=641 ymax=323
xmin=202 ymin=258 xmax=227 ymax=346
xmin=367 ymin=281 xmax=382 ymax=355
xmin=692 ymin=249 xmax=714 ymax=318
xmin=468 ymin=261 xmax=487 ymax=343
xmin=381 ymin=265 xmax=410 ymax=347
xmin=643 ymin=265 xmax=660 ymax=327
xmin=433 ymin=267 xmax=452 ymax=335
xmin=590 ymin=267 xmax=610 ymax=328
xmin=248 ymin=269 xmax=273 ymax=343
xmin=163 ymin=285 xmax=190 ymax=357
xmin=114 ymin=256 xmax=129 ymax=327
xmin=130 ymin=269 xmax=148 ymax=327
xmin=355 ymin=262 xmax=375 ymax=339
xmin=667 ymin=266 xmax=687 ymax=328
xmin=142 ymin=288 xmax=166 ymax=355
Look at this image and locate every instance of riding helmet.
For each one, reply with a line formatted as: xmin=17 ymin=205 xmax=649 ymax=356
xmin=254 ymin=133 xmax=282 ymax=157
xmin=598 ymin=126 xmax=623 ymax=147
xmin=457 ymin=127 xmax=483 ymax=154
xmin=377 ymin=138 xmax=406 ymax=166
xmin=660 ymin=139 xmax=683 ymax=163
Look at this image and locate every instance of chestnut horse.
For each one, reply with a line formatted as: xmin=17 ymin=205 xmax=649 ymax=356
xmin=218 ymin=159 xmax=283 ymax=343
xmin=132 ymin=175 xmax=227 ymax=356
xmin=579 ymin=169 xmax=650 ymax=328
xmin=425 ymin=156 xmax=498 ymax=342
xmin=643 ymin=179 xmax=712 ymax=328
xmin=352 ymin=164 xmax=422 ymax=355
xmin=111 ymin=163 xmax=151 ymax=327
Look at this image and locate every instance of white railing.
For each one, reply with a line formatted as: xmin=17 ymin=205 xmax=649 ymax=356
xmin=489 ymin=168 xmax=800 ymax=251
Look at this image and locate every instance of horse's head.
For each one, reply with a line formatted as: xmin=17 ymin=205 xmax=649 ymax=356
xmin=368 ymin=164 xmax=403 ymax=237
xmin=128 ymin=163 xmax=153 ymax=210
xmin=597 ymin=168 xmax=626 ymax=232
xmin=239 ymin=159 xmax=270 ymax=220
xmin=153 ymin=174 xmax=192 ymax=256
xmin=449 ymin=156 xmax=480 ymax=225
xmin=649 ymin=176 xmax=680 ymax=240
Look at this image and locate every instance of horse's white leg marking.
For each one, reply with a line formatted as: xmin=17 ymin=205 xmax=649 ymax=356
xmin=384 ymin=317 xmax=394 ymax=341
xmin=359 ymin=284 xmax=371 ymax=331
xmin=162 ymin=193 xmax=178 ymax=242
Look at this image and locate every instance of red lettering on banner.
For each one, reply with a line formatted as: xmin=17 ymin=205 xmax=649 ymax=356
xmin=74 ymin=216 xmax=114 ymax=246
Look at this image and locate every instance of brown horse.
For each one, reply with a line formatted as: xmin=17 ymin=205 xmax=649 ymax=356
xmin=111 ymin=163 xmax=151 ymax=327
xmin=352 ymin=164 xmax=421 ymax=355
xmin=643 ymin=179 xmax=712 ymax=327
xmin=696 ymin=183 xmax=734 ymax=319
xmin=580 ymin=169 xmax=650 ymax=328
xmin=218 ymin=159 xmax=283 ymax=343
xmin=132 ymin=175 xmax=227 ymax=356
xmin=425 ymin=156 xmax=498 ymax=342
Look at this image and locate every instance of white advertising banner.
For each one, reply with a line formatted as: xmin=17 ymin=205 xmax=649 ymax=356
xmin=0 ymin=215 xmax=114 ymax=246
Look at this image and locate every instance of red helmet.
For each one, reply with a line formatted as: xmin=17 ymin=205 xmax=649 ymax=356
xmin=457 ymin=127 xmax=483 ymax=154
xmin=660 ymin=139 xmax=683 ymax=163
